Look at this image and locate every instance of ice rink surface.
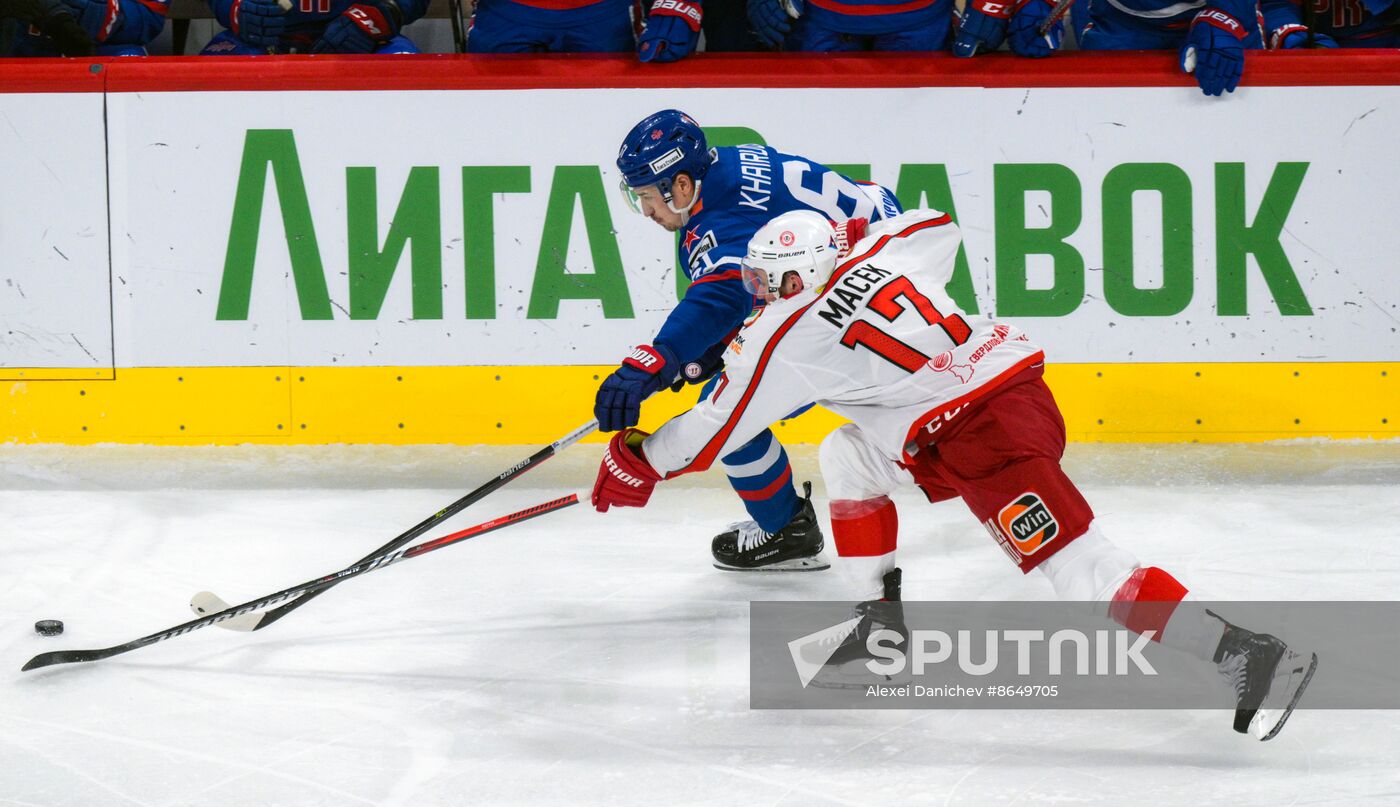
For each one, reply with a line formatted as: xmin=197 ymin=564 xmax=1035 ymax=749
xmin=2 ymin=441 xmax=1398 ymax=806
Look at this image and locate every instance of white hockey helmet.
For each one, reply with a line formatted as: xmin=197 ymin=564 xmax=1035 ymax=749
xmin=741 ymin=211 xmax=838 ymax=301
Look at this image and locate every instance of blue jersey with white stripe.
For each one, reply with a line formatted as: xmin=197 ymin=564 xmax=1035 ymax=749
xmin=656 ymin=144 xmax=902 ymax=364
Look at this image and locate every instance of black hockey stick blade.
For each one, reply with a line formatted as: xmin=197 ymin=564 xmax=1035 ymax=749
xmin=217 ymin=421 xmax=597 ymax=633
xmin=22 ymin=492 xmax=583 ymax=672
xmin=23 ymin=646 xmax=130 ymax=671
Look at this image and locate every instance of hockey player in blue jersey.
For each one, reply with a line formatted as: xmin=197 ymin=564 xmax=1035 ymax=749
xmin=1076 ymin=0 xmax=1266 ymax=96
xmin=2 ymin=0 xmax=163 ymax=54
xmin=600 ymin=109 xmax=902 ymax=571
xmin=1262 ymin=0 xmax=1397 ymax=46
xmin=200 ymin=0 xmax=426 ymax=54
xmin=464 ymin=0 xmax=706 ymax=60
xmin=746 ymin=0 xmax=953 ymax=50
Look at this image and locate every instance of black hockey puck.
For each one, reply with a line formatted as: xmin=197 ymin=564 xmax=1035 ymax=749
xmin=34 ymin=620 xmax=64 ymax=637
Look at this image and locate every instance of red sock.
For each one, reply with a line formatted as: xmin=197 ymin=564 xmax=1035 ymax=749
xmin=830 ymin=497 xmax=898 ymax=557
xmin=830 ymin=497 xmax=899 ymax=601
xmin=1109 ymin=566 xmax=1187 ymax=641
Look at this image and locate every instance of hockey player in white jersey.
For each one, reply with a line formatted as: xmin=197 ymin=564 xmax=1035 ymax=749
xmin=591 ymin=208 xmax=1317 ymax=740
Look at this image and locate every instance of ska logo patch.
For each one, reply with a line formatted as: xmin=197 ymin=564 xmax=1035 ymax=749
xmin=686 ymin=230 xmax=718 ymax=274
xmin=996 ymin=492 xmax=1059 ymax=556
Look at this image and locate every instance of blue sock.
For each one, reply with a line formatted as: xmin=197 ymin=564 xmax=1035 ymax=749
xmin=722 ymin=429 xmax=800 ymax=533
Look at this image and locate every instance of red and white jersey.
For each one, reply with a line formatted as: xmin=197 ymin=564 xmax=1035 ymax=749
xmin=642 ymin=209 xmax=1047 ymax=476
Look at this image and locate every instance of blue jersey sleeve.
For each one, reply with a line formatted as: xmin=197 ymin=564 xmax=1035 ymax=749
xmin=654 ymin=273 xmax=754 ymax=365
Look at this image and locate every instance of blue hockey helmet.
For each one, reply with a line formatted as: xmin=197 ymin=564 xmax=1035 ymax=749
xmin=616 ymin=109 xmax=711 ymax=208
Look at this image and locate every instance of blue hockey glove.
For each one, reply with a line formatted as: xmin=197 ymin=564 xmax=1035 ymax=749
xmin=1179 ymin=8 xmax=1248 ymax=96
xmin=1270 ymin=24 xmax=1339 ymax=48
xmin=594 ymin=343 xmax=680 ymax=431
xmin=59 ymin=0 xmax=120 ymax=40
xmin=747 ymin=0 xmax=801 ymax=49
xmin=954 ymin=0 xmax=1015 ymax=56
xmin=221 ymin=0 xmax=288 ymax=47
xmin=312 ymin=0 xmax=402 ymax=53
xmin=1006 ymin=0 xmax=1065 ymax=57
xmin=638 ymin=0 xmax=702 ymax=62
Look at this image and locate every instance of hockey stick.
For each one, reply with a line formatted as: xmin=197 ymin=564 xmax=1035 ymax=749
xmin=22 ymin=492 xmax=585 ymax=672
xmin=191 ymin=420 xmax=597 ymax=633
xmin=446 ymin=0 xmax=465 ymax=53
xmin=1038 ymin=0 xmax=1074 ymax=37
xmin=1301 ymin=0 xmax=1317 ymax=49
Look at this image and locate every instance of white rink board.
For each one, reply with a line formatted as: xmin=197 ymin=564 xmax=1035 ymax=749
xmin=102 ymin=86 xmax=1400 ymax=366
xmin=0 ymin=93 xmax=112 ymax=372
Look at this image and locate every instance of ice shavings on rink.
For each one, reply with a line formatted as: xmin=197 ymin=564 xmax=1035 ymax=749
xmin=1 ymin=441 xmax=1398 ymax=806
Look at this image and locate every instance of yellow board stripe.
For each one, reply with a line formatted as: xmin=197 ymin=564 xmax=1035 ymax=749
xmin=1 ymin=364 xmax=1393 ymax=445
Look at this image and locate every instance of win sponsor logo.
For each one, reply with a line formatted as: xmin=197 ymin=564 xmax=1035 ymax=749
xmin=997 ymin=492 xmax=1058 ymax=556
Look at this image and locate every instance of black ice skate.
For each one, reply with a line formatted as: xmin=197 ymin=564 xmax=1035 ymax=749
xmin=711 ymin=482 xmax=830 ymax=572
xmin=1210 ymin=611 xmax=1319 ymax=741
xmin=805 ymin=569 xmax=907 ymax=690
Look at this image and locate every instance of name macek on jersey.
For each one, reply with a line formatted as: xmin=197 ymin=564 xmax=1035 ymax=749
xmin=817 ymin=265 xmax=896 ymax=328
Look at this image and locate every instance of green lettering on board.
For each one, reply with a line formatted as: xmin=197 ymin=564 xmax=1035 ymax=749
xmin=1101 ymin=163 xmax=1193 ymax=317
xmin=529 ymin=166 xmax=634 ymax=319
xmin=1215 ymin=162 xmax=1313 ymax=316
xmin=346 ymin=166 xmax=442 ymax=320
xmin=462 ymin=166 xmax=532 ymax=319
xmin=217 ymin=129 xmax=331 ymax=320
xmin=993 ymin=163 xmax=1084 ymax=317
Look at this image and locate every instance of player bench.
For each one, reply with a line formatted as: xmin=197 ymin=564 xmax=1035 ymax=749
xmin=165 ymin=0 xmax=463 ymax=55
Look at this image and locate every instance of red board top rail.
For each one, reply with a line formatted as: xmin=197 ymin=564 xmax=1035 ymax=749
xmin=1 ymin=51 xmax=1398 ymax=93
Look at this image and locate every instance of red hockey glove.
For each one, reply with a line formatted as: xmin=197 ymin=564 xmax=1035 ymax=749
xmin=832 ymin=217 xmax=868 ymax=260
xmin=592 ymin=428 xmax=664 ymax=512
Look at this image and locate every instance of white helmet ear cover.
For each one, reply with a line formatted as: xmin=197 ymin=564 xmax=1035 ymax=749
xmin=742 ymin=211 xmax=839 ymax=298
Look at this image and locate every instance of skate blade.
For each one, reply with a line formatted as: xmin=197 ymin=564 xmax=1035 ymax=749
xmin=1251 ymin=651 xmax=1319 ymax=741
xmin=713 ymin=552 xmax=831 ymax=572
